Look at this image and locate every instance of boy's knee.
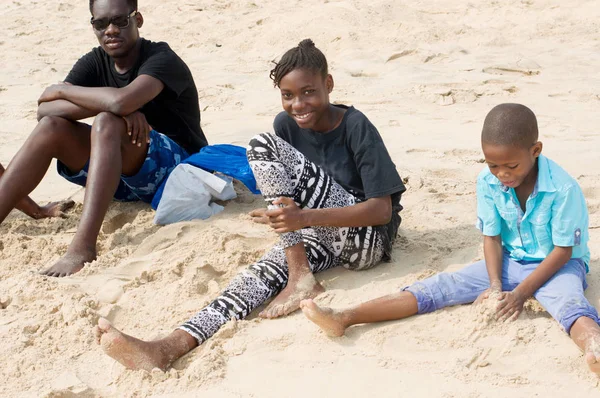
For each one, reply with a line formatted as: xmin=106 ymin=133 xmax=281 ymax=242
xmin=32 ymin=116 xmax=73 ymax=147
xmin=36 ymin=115 xmax=70 ymax=135
xmin=92 ymin=112 xmax=126 ymax=141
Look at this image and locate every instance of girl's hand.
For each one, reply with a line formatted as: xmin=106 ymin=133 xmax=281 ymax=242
xmin=265 ymin=197 xmax=306 ymax=233
xmin=249 ymin=208 xmax=269 ymax=224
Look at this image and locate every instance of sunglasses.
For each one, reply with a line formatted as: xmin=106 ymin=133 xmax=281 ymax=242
xmin=90 ymin=10 xmax=137 ymax=31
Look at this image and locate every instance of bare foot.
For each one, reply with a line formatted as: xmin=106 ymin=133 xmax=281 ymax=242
xmin=300 ymin=299 xmax=348 ymax=337
xmin=94 ymin=318 xmax=171 ymax=371
xmin=40 ymin=248 xmax=96 ymax=277
xmin=33 ymin=200 xmax=75 ymax=219
xmin=259 ymin=274 xmax=324 ymax=319
xmin=94 ymin=318 xmax=195 ymax=372
xmin=585 ymin=352 xmax=600 ymax=375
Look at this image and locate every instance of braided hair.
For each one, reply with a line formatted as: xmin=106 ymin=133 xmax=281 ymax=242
xmin=89 ymin=0 xmax=138 ymax=14
xmin=270 ymin=39 xmax=328 ymax=87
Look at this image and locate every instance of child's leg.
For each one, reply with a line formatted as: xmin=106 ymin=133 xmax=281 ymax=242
xmin=300 ymin=291 xmax=419 ymax=337
xmin=530 ymin=259 xmax=600 ymax=375
xmin=570 ymin=317 xmax=600 ymax=375
xmin=95 ymin=240 xmax=343 ymax=370
xmin=0 ymin=162 xmax=74 ymax=219
xmin=95 ymin=246 xmax=290 ymax=370
xmin=302 ymin=255 xmax=520 ymax=336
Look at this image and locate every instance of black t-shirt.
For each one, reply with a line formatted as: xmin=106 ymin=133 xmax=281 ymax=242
xmin=65 ymin=38 xmax=207 ymax=154
xmin=274 ymin=105 xmax=406 ymax=259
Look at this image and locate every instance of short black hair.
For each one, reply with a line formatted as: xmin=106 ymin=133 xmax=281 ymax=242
xmin=89 ymin=0 xmax=138 ymax=14
xmin=481 ymin=103 xmax=539 ymax=149
xmin=269 ymin=39 xmax=328 ymax=87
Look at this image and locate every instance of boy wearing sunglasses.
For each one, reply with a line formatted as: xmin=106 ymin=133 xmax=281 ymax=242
xmin=0 ymin=0 xmax=208 ymax=277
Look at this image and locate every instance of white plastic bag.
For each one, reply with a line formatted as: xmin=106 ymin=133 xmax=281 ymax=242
xmin=153 ymin=164 xmax=237 ymax=225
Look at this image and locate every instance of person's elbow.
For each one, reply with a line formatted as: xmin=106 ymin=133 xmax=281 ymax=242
xmin=107 ymin=93 xmax=138 ymax=116
xmin=373 ymin=198 xmax=393 ymax=225
xmin=37 ymin=103 xmax=50 ymax=121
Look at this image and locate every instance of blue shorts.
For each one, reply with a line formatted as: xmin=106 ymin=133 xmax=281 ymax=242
xmin=404 ymin=253 xmax=599 ymax=334
xmin=57 ymin=130 xmax=189 ymax=203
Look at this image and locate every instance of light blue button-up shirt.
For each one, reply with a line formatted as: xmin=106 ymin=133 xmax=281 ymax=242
xmin=476 ymin=155 xmax=590 ymax=269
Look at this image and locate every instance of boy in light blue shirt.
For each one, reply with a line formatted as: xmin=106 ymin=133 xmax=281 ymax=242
xmin=301 ymin=103 xmax=600 ymax=375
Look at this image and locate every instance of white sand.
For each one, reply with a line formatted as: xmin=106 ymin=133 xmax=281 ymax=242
xmin=1 ymin=0 xmax=600 ymax=396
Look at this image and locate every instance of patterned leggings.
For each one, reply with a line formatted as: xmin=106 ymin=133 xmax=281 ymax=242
xmin=179 ymin=133 xmax=385 ymax=343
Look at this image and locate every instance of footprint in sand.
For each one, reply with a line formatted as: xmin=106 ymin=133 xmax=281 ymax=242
xmin=102 ymin=211 xmax=138 ymax=234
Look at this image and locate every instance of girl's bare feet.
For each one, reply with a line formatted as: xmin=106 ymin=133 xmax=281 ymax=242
xmin=94 ymin=318 xmax=196 ymax=372
xmin=259 ymin=274 xmax=324 ymax=319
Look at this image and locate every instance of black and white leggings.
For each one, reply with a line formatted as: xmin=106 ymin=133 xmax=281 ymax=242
xmin=179 ymin=133 xmax=385 ymax=343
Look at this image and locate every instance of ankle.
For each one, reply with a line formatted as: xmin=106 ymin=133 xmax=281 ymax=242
xmin=67 ymin=242 xmax=97 ymax=256
xmin=339 ymin=308 xmax=357 ymax=328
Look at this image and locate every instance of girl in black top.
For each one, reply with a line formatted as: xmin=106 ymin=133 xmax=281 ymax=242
xmin=95 ymin=39 xmax=405 ymax=371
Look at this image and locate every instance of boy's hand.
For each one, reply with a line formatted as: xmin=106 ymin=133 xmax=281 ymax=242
xmin=474 ymin=281 xmax=503 ymax=305
xmin=265 ymin=197 xmax=306 ymax=233
xmin=496 ymin=290 xmax=525 ymax=322
xmin=474 ymin=287 xmax=502 ymax=305
xmin=249 ymin=208 xmax=269 ymax=224
xmin=123 ymin=111 xmax=152 ymax=147
xmin=38 ymin=83 xmax=66 ymax=104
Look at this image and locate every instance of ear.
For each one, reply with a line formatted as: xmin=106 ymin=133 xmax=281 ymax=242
xmin=531 ymin=141 xmax=543 ymax=157
xmin=325 ymin=74 xmax=334 ymax=93
xmin=136 ymin=12 xmax=144 ymax=28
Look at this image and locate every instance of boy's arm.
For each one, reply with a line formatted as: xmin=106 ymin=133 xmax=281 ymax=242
xmin=37 ymin=75 xmax=164 ymax=117
xmin=514 ymin=246 xmax=572 ymax=298
xmin=36 ymin=82 xmax=97 ymax=121
xmin=483 ymin=234 xmax=504 ymax=291
xmin=476 ymin=175 xmax=504 ymax=292
xmin=496 ymin=246 xmax=573 ymax=321
xmin=37 ymin=99 xmax=97 ymax=122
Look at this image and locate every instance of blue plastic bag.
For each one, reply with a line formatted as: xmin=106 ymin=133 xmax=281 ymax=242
xmin=151 ymin=144 xmax=259 ymax=210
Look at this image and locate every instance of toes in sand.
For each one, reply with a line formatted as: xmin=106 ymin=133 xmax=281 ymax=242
xmin=96 ymin=318 xmax=168 ymax=372
xmin=260 ymin=274 xmax=325 ymax=319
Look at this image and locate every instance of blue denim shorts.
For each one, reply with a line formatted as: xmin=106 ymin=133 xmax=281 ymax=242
xmin=404 ymin=253 xmax=599 ymax=334
xmin=57 ymin=130 xmax=189 ymax=203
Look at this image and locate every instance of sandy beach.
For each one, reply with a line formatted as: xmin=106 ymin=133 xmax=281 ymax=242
xmin=1 ymin=0 xmax=600 ymax=396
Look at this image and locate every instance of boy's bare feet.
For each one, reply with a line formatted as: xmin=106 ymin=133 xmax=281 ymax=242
xmin=585 ymin=352 xmax=600 ymax=375
xmin=570 ymin=316 xmax=600 ymax=376
xmin=300 ymin=299 xmax=348 ymax=337
xmin=94 ymin=318 xmax=195 ymax=372
xmin=40 ymin=247 xmax=96 ymax=277
xmin=32 ymin=199 xmax=75 ymax=219
xmin=259 ymin=273 xmax=324 ymax=319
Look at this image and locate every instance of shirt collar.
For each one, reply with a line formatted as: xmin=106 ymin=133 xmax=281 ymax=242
xmin=535 ymin=155 xmax=557 ymax=194
xmin=483 ymin=154 xmax=556 ymax=194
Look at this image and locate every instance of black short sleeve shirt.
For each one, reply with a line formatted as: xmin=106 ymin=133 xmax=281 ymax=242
xmin=274 ymin=105 xmax=406 ymax=258
xmin=65 ymin=38 xmax=208 ymax=154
